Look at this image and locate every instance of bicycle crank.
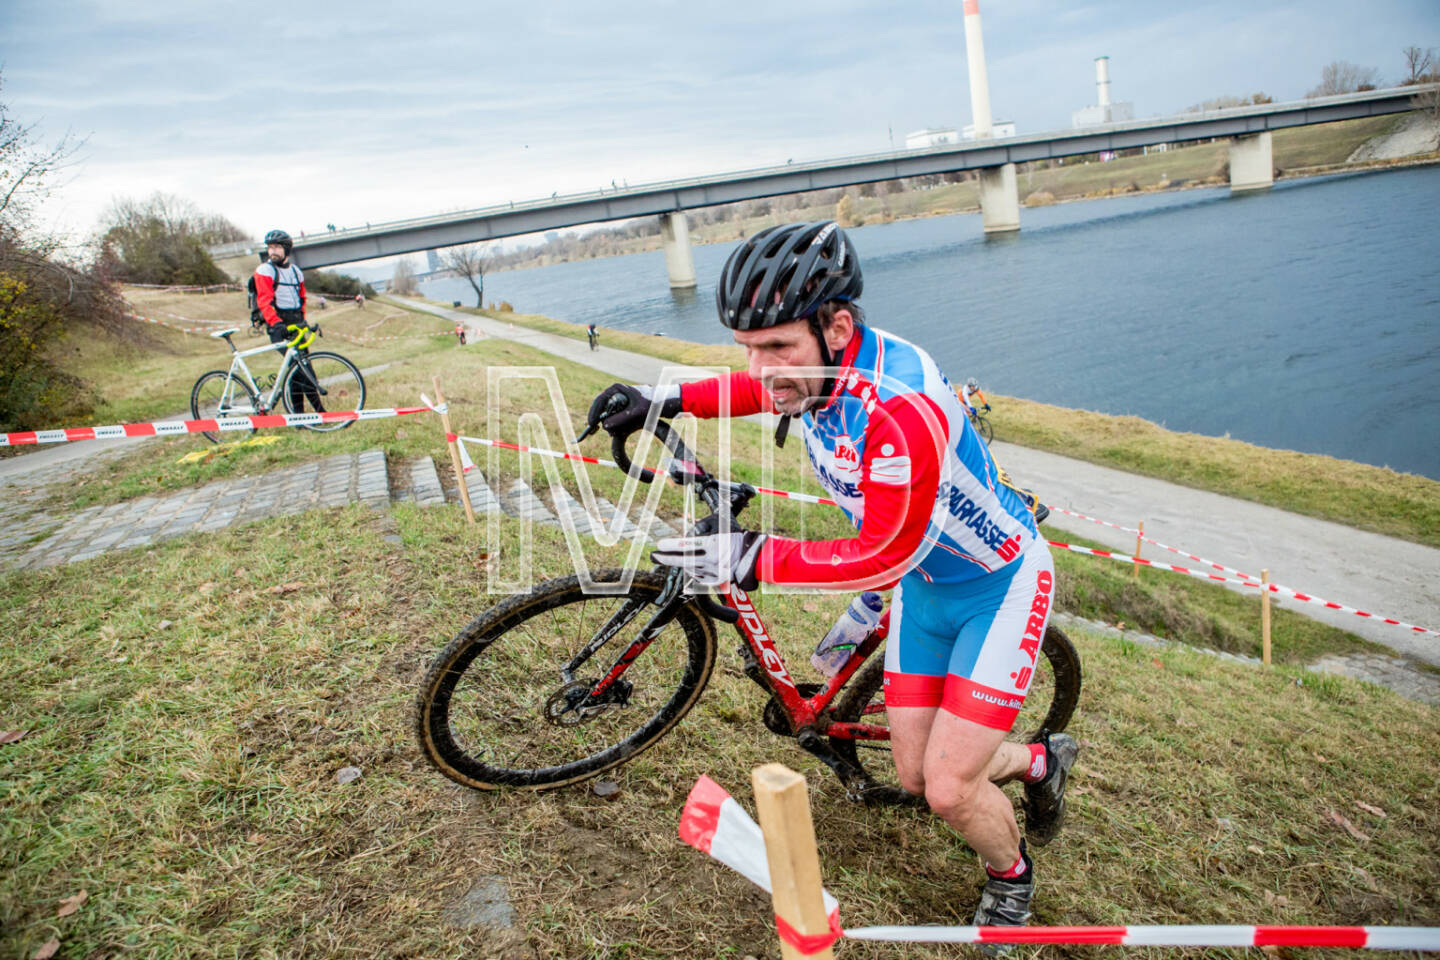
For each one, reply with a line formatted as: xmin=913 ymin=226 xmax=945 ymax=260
xmin=544 ymin=679 xmax=632 ymax=725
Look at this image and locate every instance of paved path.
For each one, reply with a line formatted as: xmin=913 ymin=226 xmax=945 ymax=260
xmin=404 ymin=297 xmax=1440 ymax=668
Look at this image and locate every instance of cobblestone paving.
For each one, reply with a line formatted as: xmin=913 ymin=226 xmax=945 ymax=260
xmin=1308 ymin=653 xmax=1440 ymax=705
xmin=391 ymin=456 xmax=446 ymax=506
xmin=4 ymin=450 xmax=387 ymax=570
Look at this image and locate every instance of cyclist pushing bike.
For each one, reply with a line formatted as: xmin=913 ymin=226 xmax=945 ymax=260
xmin=586 ymin=221 xmax=1077 ymax=944
xmin=255 ymin=229 xmax=322 ymax=413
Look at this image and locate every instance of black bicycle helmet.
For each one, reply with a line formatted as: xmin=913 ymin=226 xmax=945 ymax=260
xmin=716 ymin=220 xmax=862 ymax=331
xmin=263 ymin=229 xmax=293 ymax=255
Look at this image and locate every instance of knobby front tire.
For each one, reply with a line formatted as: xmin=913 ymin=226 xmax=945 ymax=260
xmin=281 ymin=351 xmax=365 ymax=431
xmin=190 ymin=370 xmax=258 ymax=444
xmin=416 ymin=570 xmax=719 ymax=791
xmin=972 ymin=413 xmax=994 ymax=444
xmin=828 ymin=623 xmax=1082 ymax=804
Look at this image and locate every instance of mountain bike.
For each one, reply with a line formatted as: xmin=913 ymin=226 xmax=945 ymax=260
xmin=189 ymin=325 xmax=366 ymax=443
xmin=587 ymin=326 xmax=599 ymax=350
xmin=415 ymin=410 xmax=1081 ymax=804
xmin=970 ymin=408 xmax=993 ymax=444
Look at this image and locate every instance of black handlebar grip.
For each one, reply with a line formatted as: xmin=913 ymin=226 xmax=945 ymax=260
xmin=696 ymin=592 xmax=741 ymax=624
xmin=611 ymin=428 xmax=658 ymax=484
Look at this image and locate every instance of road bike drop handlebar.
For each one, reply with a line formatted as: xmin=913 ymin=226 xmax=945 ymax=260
xmin=578 ymin=392 xmax=755 ymax=625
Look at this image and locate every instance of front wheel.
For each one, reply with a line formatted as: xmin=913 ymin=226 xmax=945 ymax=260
xmin=416 ymin=570 xmax=719 ymax=791
xmin=281 ymin=351 xmax=365 ymax=431
xmin=971 ymin=413 xmax=994 ymax=444
xmin=190 ymin=370 xmax=258 ymax=444
xmin=828 ymin=623 xmax=1082 ymax=805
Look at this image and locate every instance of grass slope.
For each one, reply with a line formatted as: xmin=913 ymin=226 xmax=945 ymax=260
xmin=2 ymin=507 xmax=1435 ymax=958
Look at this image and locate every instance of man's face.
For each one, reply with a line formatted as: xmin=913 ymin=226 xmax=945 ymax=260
xmin=733 ymin=313 xmax=850 ymax=415
xmin=267 ymin=243 xmax=287 ymax=262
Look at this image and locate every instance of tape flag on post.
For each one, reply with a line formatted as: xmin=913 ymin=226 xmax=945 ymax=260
xmin=679 ymin=776 xmax=1440 ymax=952
xmin=679 ymin=776 xmax=842 ymax=955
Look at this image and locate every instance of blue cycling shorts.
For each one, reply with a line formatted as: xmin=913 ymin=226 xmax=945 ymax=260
xmin=882 ymin=539 xmax=1054 ymax=731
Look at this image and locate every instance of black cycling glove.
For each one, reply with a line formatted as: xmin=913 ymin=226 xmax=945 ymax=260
xmin=586 ymin=383 xmax=682 ymax=436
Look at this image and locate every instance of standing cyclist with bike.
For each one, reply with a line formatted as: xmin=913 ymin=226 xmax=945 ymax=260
xmin=255 ymin=229 xmax=320 ymax=411
xmin=586 ymin=221 xmax=1076 ymax=946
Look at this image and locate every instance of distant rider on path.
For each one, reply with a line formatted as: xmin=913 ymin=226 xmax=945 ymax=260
xmin=959 ymin=377 xmax=990 ymax=418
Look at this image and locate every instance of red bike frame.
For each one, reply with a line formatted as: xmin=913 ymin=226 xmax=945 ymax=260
xmin=721 ymin=585 xmax=894 ymax=743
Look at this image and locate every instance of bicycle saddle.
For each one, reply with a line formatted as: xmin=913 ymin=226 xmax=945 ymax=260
xmin=210 ymin=328 xmax=240 ymax=339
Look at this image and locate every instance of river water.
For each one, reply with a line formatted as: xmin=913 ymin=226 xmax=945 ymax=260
xmin=421 ymin=165 xmax=1440 ymax=480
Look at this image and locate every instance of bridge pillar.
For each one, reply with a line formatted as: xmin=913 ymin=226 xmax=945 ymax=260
xmin=1229 ymin=132 xmax=1274 ymax=193
xmin=979 ymin=163 xmax=1020 ymax=233
xmin=660 ymin=212 xmax=697 ymax=289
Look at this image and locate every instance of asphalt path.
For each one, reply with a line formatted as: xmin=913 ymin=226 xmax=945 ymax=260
xmin=416 ymin=298 xmax=1440 ymax=666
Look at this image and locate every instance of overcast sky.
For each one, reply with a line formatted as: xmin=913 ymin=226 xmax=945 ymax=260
xmin=4 ymin=0 xmax=1436 ymax=244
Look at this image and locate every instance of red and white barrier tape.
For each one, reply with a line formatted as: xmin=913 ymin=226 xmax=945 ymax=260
xmin=1051 ymin=506 xmax=1259 ymax=582
xmin=126 ymin=282 xmax=241 ymax=293
xmin=1047 ymin=540 xmax=1262 ymax=588
xmin=452 ymin=437 xmax=1440 ymax=638
xmin=328 ymin=329 xmax=455 ymax=344
xmin=680 ymin=775 xmax=1440 ymax=954
xmin=0 ymin=406 xmax=430 ymax=447
xmin=451 ymin=436 xmax=840 ymax=505
xmin=125 ymin=311 xmax=223 ymax=334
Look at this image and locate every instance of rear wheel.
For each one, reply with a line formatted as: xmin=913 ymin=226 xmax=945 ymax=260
xmin=828 ymin=624 xmax=1082 ymax=806
xmin=416 ymin=570 xmax=718 ymax=791
xmin=281 ymin=350 xmax=365 ymax=431
xmin=189 ymin=370 xmax=258 ymax=444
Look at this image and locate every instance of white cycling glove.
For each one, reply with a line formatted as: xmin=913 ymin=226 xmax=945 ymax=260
xmin=651 ymin=531 xmax=768 ymax=591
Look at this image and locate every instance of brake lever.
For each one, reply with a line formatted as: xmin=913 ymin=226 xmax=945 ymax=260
xmin=576 ymin=391 xmax=631 ymax=444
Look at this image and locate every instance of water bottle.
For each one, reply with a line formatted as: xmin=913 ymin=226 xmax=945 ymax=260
xmin=810 ymin=592 xmax=884 ymax=678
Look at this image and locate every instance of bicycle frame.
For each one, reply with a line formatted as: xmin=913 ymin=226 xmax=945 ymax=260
xmin=720 ymin=584 xmax=893 ymax=743
xmin=211 ymin=329 xmax=316 ymax=414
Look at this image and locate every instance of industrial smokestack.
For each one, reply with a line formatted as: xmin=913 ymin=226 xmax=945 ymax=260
xmin=962 ymin=0 xmax=994 ymax=139
xmin=1095 ymin=55 xmax=1112 ymax=108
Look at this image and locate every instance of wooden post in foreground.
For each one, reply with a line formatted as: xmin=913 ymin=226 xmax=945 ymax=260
xmin=433 ymin=376 xmax=476 ymax=525
xmin=752 ymin=764 xmax=835 ymax=960
xmin=1260 ymin=568 xmax=1272 ymax=665
xmin=1133 ymin=520 xmax=1144 ymax=581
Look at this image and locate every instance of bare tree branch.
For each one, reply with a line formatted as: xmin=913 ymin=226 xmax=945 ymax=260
xmin=440 ymin=243 xmax=492 ymax=307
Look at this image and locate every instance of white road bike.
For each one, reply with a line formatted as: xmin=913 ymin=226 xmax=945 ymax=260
xmin=189 ymin=325 xmax=366 ymax=443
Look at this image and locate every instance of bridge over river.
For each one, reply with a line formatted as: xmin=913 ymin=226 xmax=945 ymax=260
xmin=213 ymin=85 xmax=1435 ymax=288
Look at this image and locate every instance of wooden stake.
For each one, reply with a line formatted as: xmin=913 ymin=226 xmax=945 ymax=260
xmin=1133 ymin=520 xmax=1144 ymax=581
xmin=433 ymin=376 xmax=476 ymax=525
xmin=1261 ymin=568 xmax=1271 ymax=665
xmin=752 ymin=764 xmax=835 ymax=960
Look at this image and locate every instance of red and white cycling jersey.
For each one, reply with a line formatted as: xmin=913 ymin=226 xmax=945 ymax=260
xmin=680 ymin=323 xmax=1039 ymax=591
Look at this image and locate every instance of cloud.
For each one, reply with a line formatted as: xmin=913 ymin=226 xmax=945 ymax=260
xmin=4 ymin=0 xmax=1435 ymax=241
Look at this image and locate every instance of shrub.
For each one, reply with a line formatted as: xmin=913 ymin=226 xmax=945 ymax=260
xmin=0 ymin=238 xmax=126 ymax=431
xmin=497 ymin=301 xmax=514 ymax=312
xmin=305 ymin=269 xmax=375 ymax=298
xmin=1023 ymin=190 xmax=1056 ymax=206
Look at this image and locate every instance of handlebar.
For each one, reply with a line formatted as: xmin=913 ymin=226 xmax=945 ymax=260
xmin=286 ymin=324 xmax=321 ymax=350
xmin=578 ymin=392 xmax=757 ymax=622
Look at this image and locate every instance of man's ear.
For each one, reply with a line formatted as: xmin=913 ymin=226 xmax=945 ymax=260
xmin=824 ymin=308 xmax=855 ymax=354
